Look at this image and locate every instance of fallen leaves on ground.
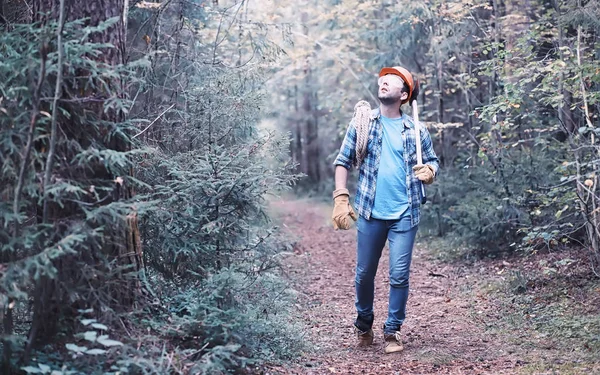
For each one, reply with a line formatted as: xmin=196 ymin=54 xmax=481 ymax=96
xmin=261 ymin=198 xmax=599 ymax=375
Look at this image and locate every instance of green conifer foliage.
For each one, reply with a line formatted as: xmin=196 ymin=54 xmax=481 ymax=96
xmin=0 ymin=15 xmax=149 ymax=372
xmin=127 ymin=1 xmax=302 ymax=370
xmin=1 ymin=1 xmax=301 ymax=373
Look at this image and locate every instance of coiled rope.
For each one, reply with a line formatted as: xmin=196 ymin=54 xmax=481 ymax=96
xmin=353 ymin=100 xmax=372 ymax=168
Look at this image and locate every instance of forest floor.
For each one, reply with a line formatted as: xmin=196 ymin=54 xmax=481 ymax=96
xmin=263 ymin=198 xmax=600 ymax=375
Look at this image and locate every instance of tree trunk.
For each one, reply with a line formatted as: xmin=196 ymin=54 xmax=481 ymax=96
xmin=502 ymin=0 xmax=531 ymax=84
xmin=302 ymin=59 xmax=320 ymax=185
xmin=553 ymin=0 xmax=575 ymax=134
xmin=292 ymin=84 xmax=303 ymax=173
xmin=490 ymin=0 xmax=500 ymax=100
xmin=0 ymin=0 xmax=5 ymax=24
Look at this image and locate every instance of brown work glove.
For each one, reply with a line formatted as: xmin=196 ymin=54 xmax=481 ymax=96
xmin=412 ymin=164 xmax=435 ymax=185
xmin=332 ymin=188 xmax=358 ymax=230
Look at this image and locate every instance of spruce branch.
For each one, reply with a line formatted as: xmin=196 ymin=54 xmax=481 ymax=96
xmin=13 ymin=41 xmax=47 ymax=238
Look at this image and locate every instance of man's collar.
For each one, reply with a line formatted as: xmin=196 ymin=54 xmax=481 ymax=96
xmin=372 ymin=107 xmax=412 ymax=129
xmin=369 ymin=107 xmax=380 ymax=120
xmin=402 ymin=114 xmax=413 ymax=129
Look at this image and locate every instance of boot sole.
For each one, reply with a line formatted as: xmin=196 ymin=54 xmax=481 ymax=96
xmin=384 ymin=345 xmax=404 ymax=354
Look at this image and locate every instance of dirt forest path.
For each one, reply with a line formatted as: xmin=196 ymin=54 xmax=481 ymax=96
xmin=268 ymin=198 xmax=525 ymax=375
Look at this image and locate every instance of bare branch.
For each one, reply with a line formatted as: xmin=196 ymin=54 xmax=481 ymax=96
xmin=43 ymin=0 xmax=66 ymax=223
xmin=132 ymin=103 xmax=175 ymax=139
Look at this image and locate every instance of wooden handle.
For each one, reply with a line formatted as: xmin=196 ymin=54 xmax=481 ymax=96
xmin=412 ymin=102 xmax=423 ymax=165
xmin=412 ymin=99 xmax=427 ymax=204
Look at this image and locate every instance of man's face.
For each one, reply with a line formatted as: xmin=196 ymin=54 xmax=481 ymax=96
xmin=377 ymin=74 xmax=408 ymax=104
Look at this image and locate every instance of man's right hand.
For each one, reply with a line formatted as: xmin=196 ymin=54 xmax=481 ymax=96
xmin=332 ymin=188 xmax=358 ymax=230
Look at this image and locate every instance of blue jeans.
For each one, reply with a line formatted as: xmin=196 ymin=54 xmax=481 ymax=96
xmin=354 ymin=213 xmax=418 ymax=334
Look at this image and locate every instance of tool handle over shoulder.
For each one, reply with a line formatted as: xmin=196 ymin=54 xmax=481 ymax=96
xmin=412 ymin=101 xmax=423 ymax=165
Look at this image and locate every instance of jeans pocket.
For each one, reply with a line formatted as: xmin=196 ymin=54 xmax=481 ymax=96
xmin=396 ymin=212 xmax=413 ymax=232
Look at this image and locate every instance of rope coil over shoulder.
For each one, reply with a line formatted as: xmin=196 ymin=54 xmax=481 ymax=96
xmin=352 ymin=100 xmax=371 ymax=168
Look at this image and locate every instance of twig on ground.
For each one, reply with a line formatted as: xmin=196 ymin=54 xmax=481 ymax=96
xmin=427 ymin=268 xmax=448 ymax=278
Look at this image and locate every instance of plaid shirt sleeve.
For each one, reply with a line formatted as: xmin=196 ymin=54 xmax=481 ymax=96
xmin=420 ymin=125 xmax=440 ymax=176
xmin=333 ymin=120 xmax=357 ymax=169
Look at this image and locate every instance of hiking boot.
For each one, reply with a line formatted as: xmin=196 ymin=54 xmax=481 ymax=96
xmin=384 ymin=330 xmax=404 ymax=354
xmin=354 ymin=314 xmax=374 ymax=347
xmin=354 ymin=326 xmax=374 ymax=347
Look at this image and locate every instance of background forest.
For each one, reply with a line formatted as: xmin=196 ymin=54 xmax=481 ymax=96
xmin=0 ymin=0 xmax=599 ymax=374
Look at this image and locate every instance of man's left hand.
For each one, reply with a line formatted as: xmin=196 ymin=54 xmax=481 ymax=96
xmin=412 ymin=164 xmax=435 ymax=184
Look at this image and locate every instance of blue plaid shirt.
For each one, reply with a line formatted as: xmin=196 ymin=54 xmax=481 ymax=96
xmin=334 ymin=108 xmax=440 ymax=227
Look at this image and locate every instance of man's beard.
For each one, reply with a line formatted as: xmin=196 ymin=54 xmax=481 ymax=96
xmin=378 ymin=94 xmax=400 ymax=106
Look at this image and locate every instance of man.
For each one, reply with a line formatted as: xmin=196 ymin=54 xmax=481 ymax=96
xmin=332 ymin=66 xmax=439 ymax=354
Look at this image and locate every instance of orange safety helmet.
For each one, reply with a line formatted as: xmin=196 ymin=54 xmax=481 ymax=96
xmin=378 ymin=66 xmax=415 ymax=104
